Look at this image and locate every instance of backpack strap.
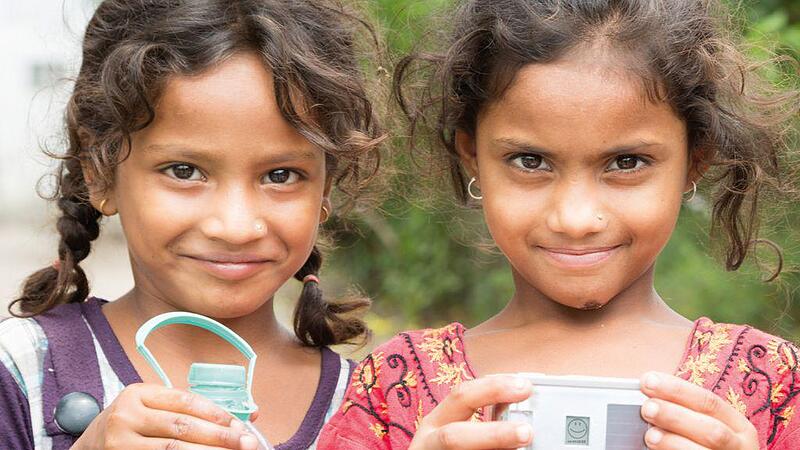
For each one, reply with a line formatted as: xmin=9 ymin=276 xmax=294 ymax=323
xmin=34 ymin=300 xmax=105 ymax=450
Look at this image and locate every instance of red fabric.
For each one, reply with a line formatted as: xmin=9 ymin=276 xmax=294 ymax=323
xmin=319 ymin=319 xmax=800 ymax=450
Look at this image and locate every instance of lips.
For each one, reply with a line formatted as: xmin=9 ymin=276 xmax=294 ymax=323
xmin=538 ymin=245 xmax=621 ymax=268
xmin=181 ymin=253 xmax=273 ymax=281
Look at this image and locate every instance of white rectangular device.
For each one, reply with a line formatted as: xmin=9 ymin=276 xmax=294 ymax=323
xmin=493 ymin=373 xmax=650 ymax=450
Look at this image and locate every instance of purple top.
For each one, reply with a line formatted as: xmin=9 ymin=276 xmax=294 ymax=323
xmin=0 ymin=298 xmax=352 ymax=450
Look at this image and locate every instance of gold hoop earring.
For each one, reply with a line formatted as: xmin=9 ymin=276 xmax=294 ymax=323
xmin=320 ymin=205 xmax=330 ymax=223
xmin=98 ymin=199 xmax=109 ymax=216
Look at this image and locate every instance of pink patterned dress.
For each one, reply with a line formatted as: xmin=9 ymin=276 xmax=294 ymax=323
xmin=319 ymin=318 xmax=800 ymax=449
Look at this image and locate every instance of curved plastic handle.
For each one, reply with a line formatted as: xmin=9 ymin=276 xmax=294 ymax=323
xmin=135 ymin=312 xmax=257 ymax=395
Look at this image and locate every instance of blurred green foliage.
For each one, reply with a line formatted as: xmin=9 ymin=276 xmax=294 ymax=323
xmin=327 ymin=0 xmax=800 ymax=345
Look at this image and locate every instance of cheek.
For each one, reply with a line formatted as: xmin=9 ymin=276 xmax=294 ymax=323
xmin=481 ymin=178 xmax=546 ymax=250
xmin=114 ymin=171 xmax=199 ymax=251
xmin=608 ymin=181 xmax=683 ymax=249
xmin=267 ymin=200 xmax=321 ymax=254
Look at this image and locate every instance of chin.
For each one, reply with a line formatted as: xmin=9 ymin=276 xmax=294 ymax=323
xmin=546 ymin=289 xmax=614 ymax=311
xmin=184 ymin=294 xmax=269 ymax=320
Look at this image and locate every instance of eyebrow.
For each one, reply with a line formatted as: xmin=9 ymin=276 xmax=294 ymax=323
xmin=490 ymin=137 xmax=661 ymax=159
xmin=143 ymin=144 xmax=320 ymax=165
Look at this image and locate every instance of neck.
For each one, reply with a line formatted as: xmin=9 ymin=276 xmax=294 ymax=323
xmin=108 ymin=287 xmax=293 ymax=366
xmin=483 ymin=264 xmax=684 ymax=334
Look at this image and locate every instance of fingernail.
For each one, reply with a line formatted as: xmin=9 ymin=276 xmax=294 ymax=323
xmin=641 ymin=400 xmax=659 ymax=419
xmin=513 ymin=377 xmax=530 ymax=391
xmin=230 ymin=420 xmax=245 ymax=432
xmin=516 ymin=424 xmax=533 ymax=443
xmin=646 ymin=427 xmax=663 ymax=445
xmin=240 ymin=434 xmax=258 ymax=450
xmin=643 ymin=372 xmax=661 ymax=390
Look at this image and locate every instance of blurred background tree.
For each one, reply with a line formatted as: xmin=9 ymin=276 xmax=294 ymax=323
xmin=326 ymin=0 xmax=800 ymax=347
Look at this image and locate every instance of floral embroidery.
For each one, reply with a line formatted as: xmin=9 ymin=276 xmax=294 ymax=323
xmin=677 ymin=322 xmax=733 ymax=386
xmin=430 ymin=362 xmax=471 ymax=386
xmin=768 ymin=339 xmax=798 ymax=376
xmin=353 ymin=352 xmax=384 ymax=395
xmin=738 ymin=340 xmax=800 ymax=444
xmin=336 ymin=324 xmax=477 ymax=443
xmin=418 ymin=325 xmax=462 ymax=363
xmin=738 ymin=358 xmax=751 ymax=374
xmin=727 ymin=387 xmax=748 ymax=416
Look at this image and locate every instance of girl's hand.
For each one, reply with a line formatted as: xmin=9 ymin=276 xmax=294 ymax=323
xmin=639 ymin=372 xmax=759 ymax=450
xmin=409 ymin=376 xmax=534 ymax=450
xmin=71 ymin=383 xmax=259 ymax=450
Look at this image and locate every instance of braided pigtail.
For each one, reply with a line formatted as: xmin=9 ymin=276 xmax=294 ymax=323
xmin=292 ymin=246 xmax=370 ymax=347
xmin=10 ymin=155 xmax=102 ymax=317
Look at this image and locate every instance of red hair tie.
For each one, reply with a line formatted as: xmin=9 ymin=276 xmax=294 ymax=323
xmin=302 ymin=274 xmax=320 ymax=285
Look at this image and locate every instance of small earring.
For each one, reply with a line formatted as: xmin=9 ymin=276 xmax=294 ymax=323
xmin=684 ymin=181 xmax=697 ymax=202
xmin=467 ymin=177 xmax=483 ymax=200
xmin=320 ymin=205 xmax=330 ymax=223
xmin=98 ymin=199 xmax=112 ymax=216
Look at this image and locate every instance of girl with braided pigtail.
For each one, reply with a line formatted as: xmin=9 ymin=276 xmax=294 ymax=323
xmin=0 ymin=1 xmax=384 ymax=449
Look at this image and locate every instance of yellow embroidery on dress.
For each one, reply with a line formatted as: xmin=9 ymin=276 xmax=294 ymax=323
xmin=737 ymin=358 xmax=751 ymax=374
xmin=342 ymin=399 xmax=354 ymax=413
xmin=431 ymin=362 xmax=471 ymax=386
xmin=771 ymin=382 xmax=786 ymax=403
xmin=370 ymin=422 xmax=388 ymax=439
xmin=679 ymin=353 xmax=721 ymax=385
xmin=414 ymin=399 xmax=424 ymax=430
xmin=354 ymin=352 xmax=384 ymax=395
xmin=783 ymin=405 xmax=795 ymax=424
xmin=403 ymin=369 xmax=418 ymax=388
xmin=419 ymin=325 xmax=462 ymax=363
xmin=677 ymin=323 xmax=733 ymax=386
xmin=767 ymin=339 xmax=799 ymax=375
xmin=726 ymin=387 xmax=748 ymax=416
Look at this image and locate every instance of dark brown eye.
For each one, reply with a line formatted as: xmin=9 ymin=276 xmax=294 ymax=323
xmin=263 ymin=169 xmax=299 ymax=184
xmin=165 ymin=164 xmax=202 ymax=180
xmin=612 ymin=155 xmax=642 ymax=171
xmin=511 ymin=154 xmax=548 ymax=170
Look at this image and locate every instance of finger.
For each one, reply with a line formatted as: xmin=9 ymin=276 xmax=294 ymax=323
xmin=138 ymin=409 xmax=247 ymax=448
xmin=425 ymin=376 xmax=532 ymax=426
xmin=145 ymin=437 xmax=254 ymax=450
xmin=641 ymin=398 xmax=739 ymax=449
xmin=644 ymin=426 xmax=710 ymax=450
xmin=423 ymin=420 xmax=533 ymax=450
xmin=137 ymin=386 xmax=234 ymax=427
xmin=640 ymin=372 xmax=750 ymax=431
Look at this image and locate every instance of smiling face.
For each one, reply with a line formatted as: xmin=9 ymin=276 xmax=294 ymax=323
xmin=567 ymin=417 xmax=588 ymax=438
xmin=96 ymin=52 xmax=326 ymax=318
xmin=456 ymin=46 xmax=692 ymax=310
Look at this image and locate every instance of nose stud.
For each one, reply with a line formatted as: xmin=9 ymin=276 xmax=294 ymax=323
xmin=254 ymin=221 xmax=266 ymax=233
xmin=596 ymin=214 xmax=604 ymax=221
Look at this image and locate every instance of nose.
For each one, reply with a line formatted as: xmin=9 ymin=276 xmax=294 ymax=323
xmin=199 ymin=183 xmax=267 ymax=245
xmin=545 ymin=178 xmax=608 ymax=239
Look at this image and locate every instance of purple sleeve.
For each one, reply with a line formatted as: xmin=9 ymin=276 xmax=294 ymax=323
xmin=0 ymin=362 xmax=35 ymax=449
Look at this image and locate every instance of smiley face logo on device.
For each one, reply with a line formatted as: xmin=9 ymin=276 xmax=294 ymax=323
xmin=566 ymin=416 xmax=590 ymax=444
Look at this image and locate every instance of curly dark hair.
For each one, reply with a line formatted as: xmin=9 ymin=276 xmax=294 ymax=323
xmin=12 ymin=0 xmax=385 ymax=347
xmin=395 ymin=0 xmax=798 ymax=275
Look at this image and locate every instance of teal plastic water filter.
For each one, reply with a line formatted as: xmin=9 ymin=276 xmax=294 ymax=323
xmin=136 ymin=312 xmax=272 ymax=450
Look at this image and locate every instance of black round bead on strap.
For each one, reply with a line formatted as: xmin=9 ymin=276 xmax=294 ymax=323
xmin=54 ymin=392 xmax=101 ymax=436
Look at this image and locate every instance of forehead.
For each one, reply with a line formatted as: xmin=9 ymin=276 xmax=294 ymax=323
xmin=139 ymin=52 xmax=315 ymax=157
xmin=478 ymin=46 xmax=685 ymax=149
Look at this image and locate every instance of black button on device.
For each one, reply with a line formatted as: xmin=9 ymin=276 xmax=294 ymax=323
xmin=54 ymin=392 xmax=101 ymax=436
